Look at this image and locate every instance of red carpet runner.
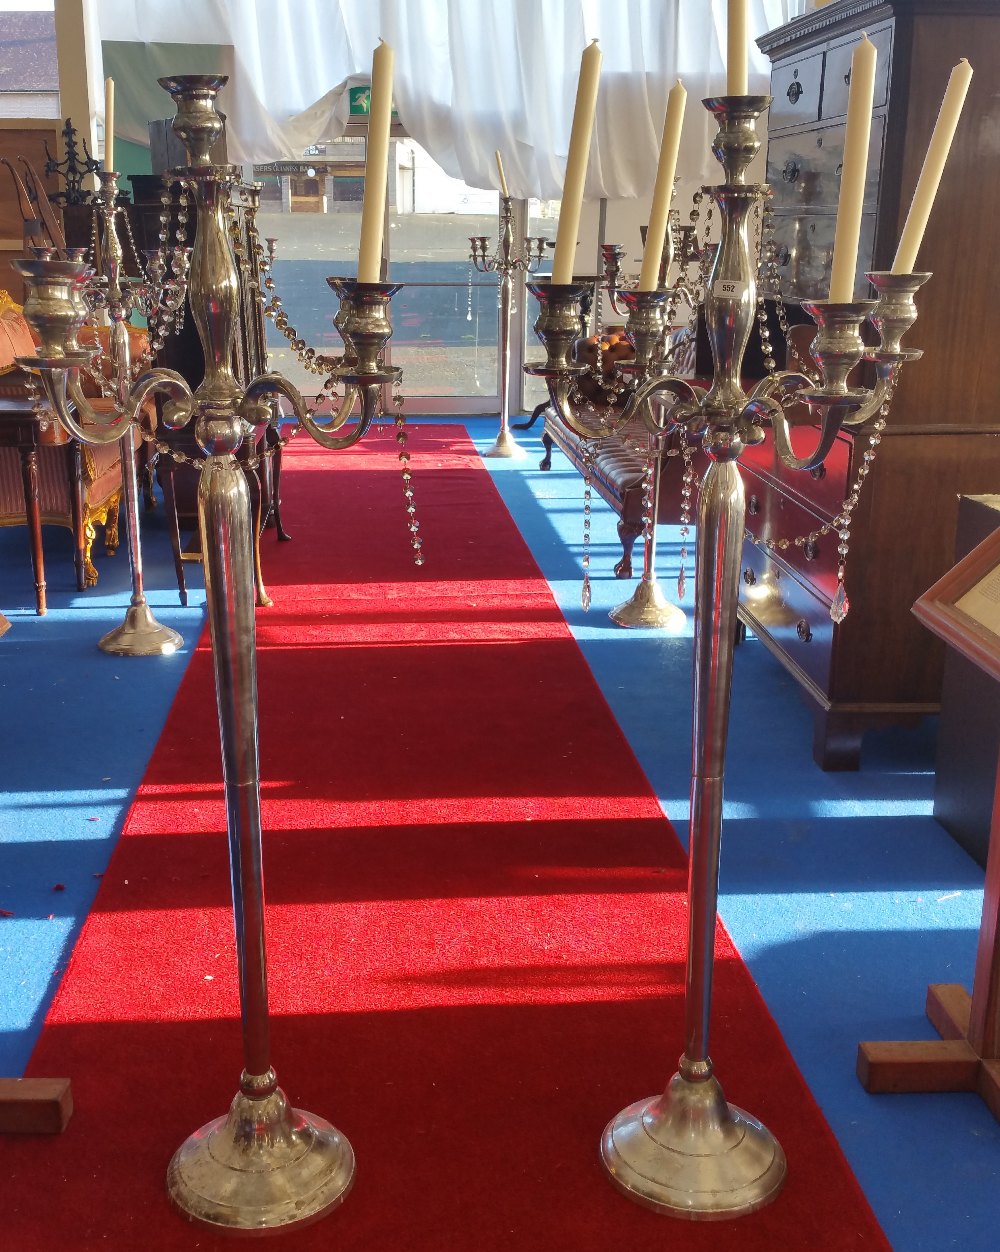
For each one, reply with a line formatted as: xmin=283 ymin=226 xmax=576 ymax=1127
xmin=2 ymin=426 xmax=887 ymax=1249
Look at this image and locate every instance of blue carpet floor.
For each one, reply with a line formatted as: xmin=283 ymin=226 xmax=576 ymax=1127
xmin=0 ymin=495 xmax=206 ymax=1076
xmin=1 ymin=421 xmax=998 ymax=1249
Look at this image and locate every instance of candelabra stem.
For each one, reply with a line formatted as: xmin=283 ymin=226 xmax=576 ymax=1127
xmin=601 ymin=454 xmax=786 ymax=1216
xmin=685 ymin=458 xmax=744 ymax=1061
xmin=609 ymin=439 xmax=684 ymax=629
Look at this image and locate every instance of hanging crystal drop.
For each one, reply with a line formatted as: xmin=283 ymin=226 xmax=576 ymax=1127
xmin=581 ymin=574 xmax=592 ymax=612
xmin=677 ymin=567 xmax=686 ymax=601
xmin=830 ymin=580 xmax=850 ymax=623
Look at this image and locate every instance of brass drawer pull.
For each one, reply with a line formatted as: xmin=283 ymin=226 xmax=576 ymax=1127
xmin=796 ymin=618 xmax=813 ymax=643
xmin=782 ymin=159 xmax=800 ymax=183
xmin=748 ymin=494 xmax=761 ymax=516
xmin=776 ymin=244 xmax=791 ymax=266
xmin=804 ymin=539 xmax=819 ymax=561
xmin=743 ymin=568 xmax=757 ymax=586
xmin=786 ymin=79 xmax=804 ymax=104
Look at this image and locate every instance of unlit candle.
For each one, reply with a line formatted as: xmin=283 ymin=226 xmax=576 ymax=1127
xmin=829 ymin=34 xmax=877 ymax=301
xmin=892 ymin=59 xmax=973 ymax=273
xmin=638 ymin=79 xmax=687 ymax=291
xmin=358 ymin=40 xmax=394 ymax=284
xmin=552 ymin=40 xmax=602 ymax=285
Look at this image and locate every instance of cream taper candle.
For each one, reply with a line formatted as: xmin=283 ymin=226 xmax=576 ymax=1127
xmin=104 ymin=76 xmax=115 ymax=172
xmin=892 ymin=58 xmax=973 ymax=273
xmin=358 ymin=39 xmax=394 ymax=284
xmin=495 ymin=150 xmax=510 ymax=199
xmin=727 ymin=0 xmax=749 ymax=96
xmin=552 ymin=39 xmax=602 ymax=285
xmin=829 ymin=34 xmax=877 ymax=301
xmin=638 ymin=79 xmax=687 ymax=291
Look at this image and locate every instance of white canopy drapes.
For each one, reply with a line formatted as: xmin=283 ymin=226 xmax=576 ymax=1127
xmin=94 ymin=0 xmax=806 ymax=197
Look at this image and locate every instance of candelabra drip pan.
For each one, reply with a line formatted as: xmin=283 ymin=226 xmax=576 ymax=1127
xmin=98 ymin=602 xmax=182 ymax=656
xmin=167 ymin=1078 xmax=355 ymax=1233
xmin=600 ymin=1071 xmax=787 ymax=1219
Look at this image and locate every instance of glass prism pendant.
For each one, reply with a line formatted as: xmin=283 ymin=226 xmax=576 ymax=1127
xmin=581 ymin=574 xmax=592 ymax=612
xmin=677 ymin=569 xmax=686 ymax=601
xmin=830 ymin=580 xmax=849 ymax=624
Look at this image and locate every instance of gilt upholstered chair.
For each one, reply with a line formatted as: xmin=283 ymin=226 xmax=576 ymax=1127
xmin=0 ymin=290 xmax=125 ymax=612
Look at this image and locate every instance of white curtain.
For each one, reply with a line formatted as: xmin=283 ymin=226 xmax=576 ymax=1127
xmin=95 ymin=0 xmax=807 ymax=196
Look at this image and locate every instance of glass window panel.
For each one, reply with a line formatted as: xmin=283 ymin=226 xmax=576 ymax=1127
xmin=386 ymin=140 xmax=499 ymax=397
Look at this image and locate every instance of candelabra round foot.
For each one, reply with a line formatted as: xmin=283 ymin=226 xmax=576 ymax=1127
xmin=167 ymin=1082 xmax=355 ymax=1234
xmin=98 ymin=602 xmax=183 ymax=656
xmin=609 ymin=578 xmax=685 ymax=629
xmin=600 ymin=1070 xmax=786 ymax=1220
xmin=484 ymin=428 xmax=529 ymax=460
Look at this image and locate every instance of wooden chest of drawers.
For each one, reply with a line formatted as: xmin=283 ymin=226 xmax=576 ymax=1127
xmin=743 ymin=0 xmax=1000 ymax=769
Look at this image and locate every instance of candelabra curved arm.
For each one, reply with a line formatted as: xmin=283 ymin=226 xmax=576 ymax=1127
xmin=238 ymin=369 xmax=369 ymax=453
xmin=27 ymin=362 xmax=129 ymax=444
xmin=617 ymin=372 xmax=706 ymax=438
xmin=127 ymin=367 xmax=196 ymax=431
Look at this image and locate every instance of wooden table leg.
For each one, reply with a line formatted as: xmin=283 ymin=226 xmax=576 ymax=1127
xmin=158 ymin=458 xmax=188 ymax=607
xmin=858 ymin=747 xmax=1000 ymax=1119
xmin=69 ymin=440 xmax=86 ymax=591
xmin=19 ymin=445 xmax=46 ymax=615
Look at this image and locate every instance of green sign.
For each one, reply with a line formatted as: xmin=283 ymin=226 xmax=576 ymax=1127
xmin=349 ymin=84 xmax=398 ymax=118
xmin=349 ymin=85 xmax=372 ymax=115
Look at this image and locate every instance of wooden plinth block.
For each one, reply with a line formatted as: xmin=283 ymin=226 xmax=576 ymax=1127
xmin=926 ymin=983 xmax=972 ymax=1040
xmin=0 ymin=1078 xmax=73 ymax=1133
xmin=856 ymin=1039 xmax=980 ymax=1094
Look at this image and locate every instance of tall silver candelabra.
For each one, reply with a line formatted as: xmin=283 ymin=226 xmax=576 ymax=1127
xmin=16 ymin=72 xmax=404 ymax=1235
xmin=527 ymin=93 xmax=927 ymax=1219
xmin=470 ymin=196 xmax=546 ymax=458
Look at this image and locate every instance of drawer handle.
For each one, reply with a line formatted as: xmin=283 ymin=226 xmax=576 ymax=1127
xmin=804 ymin=539 xmax=819 ymax=561
xmin=781 ymin=159 xmax=800 ymax=183
xmin=836 ymin=162 xmax=843 ymax=177
xmin=748 ymin=494 xmax=761 ymax=516
xmin=743 ymin=568 xmax=757 ymax=586
xmin=796 ymin=618 xmax=813 ymax=643
xmin=844 ymin=67 xmax=852 ymax=87
xmin=776 ymin=244 xmax=791 ymax=266
xmin=786 ymin=79 xmax=804 ymax=105
xmin=809 ymin=463 xmax=826 ymax=480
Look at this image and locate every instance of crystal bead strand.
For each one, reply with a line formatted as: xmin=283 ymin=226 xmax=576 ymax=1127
xmin=676 ymin=432 xmax=696 ymax=601
xmin=580 ymin=443 xmax=595 ymax=611
xmin=393 ymin=380 xmax=424 ymax=566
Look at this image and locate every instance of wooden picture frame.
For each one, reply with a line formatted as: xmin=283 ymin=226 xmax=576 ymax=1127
xmin=912 ymin=527 xmax=1000 ymax=685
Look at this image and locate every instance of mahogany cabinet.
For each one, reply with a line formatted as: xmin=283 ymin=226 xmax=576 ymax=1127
xmin=740 ymin=0 xmax=1000 ymax=768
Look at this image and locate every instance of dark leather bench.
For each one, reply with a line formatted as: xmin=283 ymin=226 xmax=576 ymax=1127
xmin=541 ymin=413 xmax=706 ymax=577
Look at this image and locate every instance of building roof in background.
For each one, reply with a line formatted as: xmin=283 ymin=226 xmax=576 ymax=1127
xmin=0 ymin=10 xmax=57 ymax=93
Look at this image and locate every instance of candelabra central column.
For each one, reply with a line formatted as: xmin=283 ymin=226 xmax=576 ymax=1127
xmin=154 ymin=74 xmax=354 ymax=1234
xmin=600 ymin=95 xmax=786 ymax=1219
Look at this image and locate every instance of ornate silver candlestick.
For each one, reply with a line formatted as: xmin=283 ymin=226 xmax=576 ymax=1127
xmin=16 ymin=73 xmax=382 ymax=1234
xmin=84 ymin=170 xmax=184 ymax=656
xmin=527 ymin=94 xmax=927 ymax=1220
xmin=607 ymin=287 xmax=685 ymax=630
xmin=470 ymin=196 xmax=546 ymax=458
